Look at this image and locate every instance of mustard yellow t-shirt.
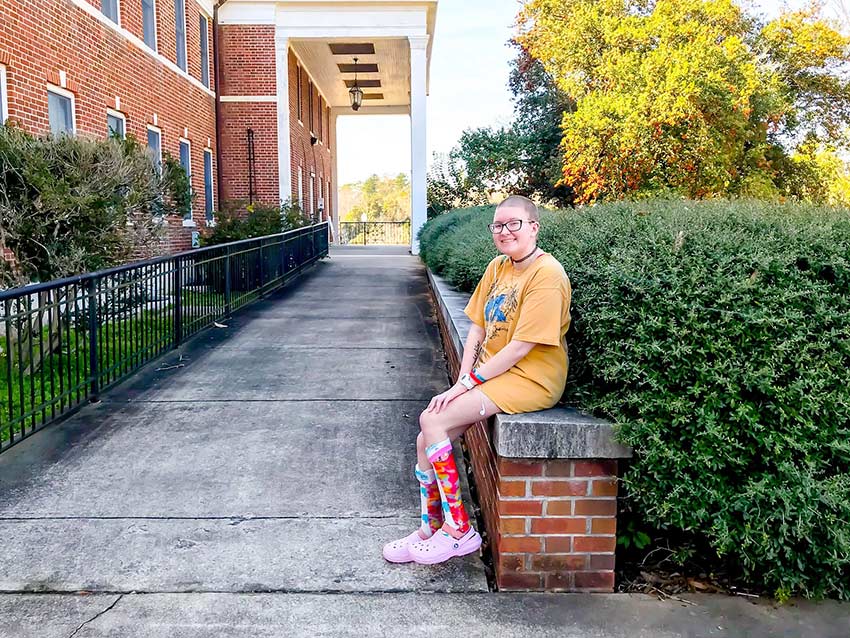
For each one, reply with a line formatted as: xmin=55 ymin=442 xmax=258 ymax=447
xmin=463 ymin=253 xmax=572 ymax=414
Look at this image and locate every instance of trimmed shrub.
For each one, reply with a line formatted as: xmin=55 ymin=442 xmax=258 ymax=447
xmin=419 ymin=199 xmax=850 ymax=599
xmin=201 ymin=200 xmax=311 ymax=247
xmin=0 ymin=125 xmax=178 ymax=286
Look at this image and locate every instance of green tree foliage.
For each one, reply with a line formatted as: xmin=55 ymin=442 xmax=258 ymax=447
xmin=420 ymin=199 xmax=850 ymax=599
xmin=426 ymin=44 xmax=574 ymax=212
xmin=340 ymin=173 xmax=411 ymax=222
xmin=506 ymin=45 xmax=576 ymax=206
xmin=516 ymin=0 xmax=850 ymax=203
xmin=426 ymin=153 xmax=489 ymax=218
xmin=201 ymin=200 xmax=311 ymax=246
xmin=0 ymin=125 xmax=183 ymax=286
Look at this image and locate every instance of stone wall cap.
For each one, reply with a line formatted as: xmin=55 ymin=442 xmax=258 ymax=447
xmin=494 ymin=409 xmax=632 ymax=459
xmin=427 ymin=267 xmax=632 ymax=460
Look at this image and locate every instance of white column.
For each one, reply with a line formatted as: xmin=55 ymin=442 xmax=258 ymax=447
xmin=408 ymin=35 xmax=429 ymax=255
xmin=274 ymin=32 xmax=292 ymax=206
xmin=330 ymin=109 xmax=340 ymax=243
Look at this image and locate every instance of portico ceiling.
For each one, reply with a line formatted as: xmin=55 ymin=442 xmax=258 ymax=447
xmin=291 ymin=38 xmax=410 ymax=109
xmin=219 ymin=0 xmax=437 ymax=111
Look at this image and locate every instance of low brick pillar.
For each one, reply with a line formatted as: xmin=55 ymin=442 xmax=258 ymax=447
xmin=427 ymin=267 xmax=632 ymax=592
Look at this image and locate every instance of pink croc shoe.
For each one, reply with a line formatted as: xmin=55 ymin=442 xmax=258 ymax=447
xmin=408 ymin=527 xmax=482 ymax=565
xmin=382 ymin=530 xmax=426 ymax=563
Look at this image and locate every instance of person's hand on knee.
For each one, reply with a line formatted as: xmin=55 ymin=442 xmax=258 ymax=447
xmin=426 ymin=381 xmax=465 ymax=413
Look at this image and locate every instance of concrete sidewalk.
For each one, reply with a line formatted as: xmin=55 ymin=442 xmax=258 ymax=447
xmin=0 ymin=247 xmax=847 ymax=637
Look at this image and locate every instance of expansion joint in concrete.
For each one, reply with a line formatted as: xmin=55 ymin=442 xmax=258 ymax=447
xmin=108 ymin=398 xmax=431 ymax=404
xmin=0 ymin=515 xmax=409 ymax=522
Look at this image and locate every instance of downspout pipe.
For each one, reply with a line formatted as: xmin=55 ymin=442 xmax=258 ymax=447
xmin=212 ymin=0 xmax=229 ymax=215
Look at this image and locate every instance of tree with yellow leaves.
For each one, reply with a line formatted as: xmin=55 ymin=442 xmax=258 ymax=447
xmin=517 ymin=0 xmax=850 ymax=203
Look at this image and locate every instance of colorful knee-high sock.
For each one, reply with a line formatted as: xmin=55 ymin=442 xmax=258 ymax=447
xmin=415 ymin=465 xmax=443 ymax=537
xmin=426 ymin=438 xmax=471 ymax=533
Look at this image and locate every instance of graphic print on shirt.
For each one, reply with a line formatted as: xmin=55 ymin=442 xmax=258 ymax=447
xmin=480 ymin=280 xmax=519 ymax=356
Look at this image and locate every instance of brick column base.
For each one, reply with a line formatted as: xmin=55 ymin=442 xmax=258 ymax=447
xmin=465 ymin=422 xmax=619 ymax=591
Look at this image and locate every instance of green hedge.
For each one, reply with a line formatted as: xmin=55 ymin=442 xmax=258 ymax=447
xmin=419 ymin=199 xmax=850 ymax=600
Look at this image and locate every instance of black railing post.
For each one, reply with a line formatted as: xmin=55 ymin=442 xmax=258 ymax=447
xmin=173 ymin=257 xmax=183 ymax=348
xmin=3 ymin=299 xmax=13 ymax=437
xmin=224 ymin=246 xmax=232 ymax=315
xmin=258 ymin=239 xmax=265 ymax=298
xmin=280 ymin=235 xmax=286 ymax=285
xmin=86 ymin=278 xmax=100 ymax=400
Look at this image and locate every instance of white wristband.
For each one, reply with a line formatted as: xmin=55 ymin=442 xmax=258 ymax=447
xmin=458 ymin=373 xmax=475 ymax=390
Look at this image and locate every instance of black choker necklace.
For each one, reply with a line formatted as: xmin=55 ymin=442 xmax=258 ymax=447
xmin=511 ymin=247 xmax=539 ymax=264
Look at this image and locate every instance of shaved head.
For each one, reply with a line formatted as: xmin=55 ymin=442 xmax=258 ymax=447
xmin=496 ymin=195 xmax=539 ymax=222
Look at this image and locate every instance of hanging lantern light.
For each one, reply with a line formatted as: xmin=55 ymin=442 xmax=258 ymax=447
xmin=349 ymin=56 xmax=364 ymax=112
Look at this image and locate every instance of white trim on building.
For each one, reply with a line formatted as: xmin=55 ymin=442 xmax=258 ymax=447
xmin=219 ymin=0 xmax=436 ymax=251
xmin=0 ymin=64 xmax=8 ymax=124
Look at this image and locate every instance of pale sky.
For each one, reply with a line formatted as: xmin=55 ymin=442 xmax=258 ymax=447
xmin=336 ymin=0 xmax=519 ymax=185
xmin=336 ymin=0 xmax=815 ymax=186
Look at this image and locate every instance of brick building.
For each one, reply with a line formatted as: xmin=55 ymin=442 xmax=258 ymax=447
xmin=0 ymin=0 xmax=436 ymax=254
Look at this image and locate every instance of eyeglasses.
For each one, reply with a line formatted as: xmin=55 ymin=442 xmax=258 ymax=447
xmin=488 ymin=219 xmax=535 ymax=234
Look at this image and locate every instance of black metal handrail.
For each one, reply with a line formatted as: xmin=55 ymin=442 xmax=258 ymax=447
xmin=339 ymin=220 xmax=411 ymax=245
xmin=0 ymin=222 xmax=329 ymax=453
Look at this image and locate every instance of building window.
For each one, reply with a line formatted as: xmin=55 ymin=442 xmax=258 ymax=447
xmin=318 ymin=178 xmax=323 ymax=219
xmin=308 ymin=81 xmax=314 ymax=132
xmin=47 ymin=86 xmax=75 ymax=136
xmin=203 ymin=148 xmax=214 ymax=222
xmin=101 ymin=0 xmax=119 ymax=24
xmin=318 ymin=96 xmax=323 ymax=141
xmin=175 ymin=0 xmax=187 ymax=71
xmin=142 ymin=0 xmax=157 ymax=51
xmin=147 ymin=126 xmax=162 ymax=173
xmin=0 ymin=65 xmax=7 ymax=124
xmin=199 ymin=14 xmax=210 ymax=88
xmin=107 ymin=110 xmax=126 ymax=138
xmin=296 ymin=66 xmax=302 ymax=121
xmin=309 ymin=173 xmax=314 ymax=219
xmin=326 ymin=107 xmax=331 ymax=150
xmin=179 ymin=139 xmax=192 ymax=219
xmin=297 ymin=167 xmax=303 ymax=209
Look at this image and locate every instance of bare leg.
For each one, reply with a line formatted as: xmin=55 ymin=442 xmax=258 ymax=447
xmin=419 ymin=388 xmax=501 ymax=447
xmin=419 ymin=389 xmax=501 ymax=538
xmin=416 ymin=389 xmax=500 ymax=467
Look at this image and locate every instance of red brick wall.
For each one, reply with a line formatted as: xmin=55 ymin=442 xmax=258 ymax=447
xmin=1 ymin=2 xmax=336 ymax=257
xmin=1 ymin=245 xmax=19 ymax=274
xmin=217 ymin=23 xmax=275 ymax=96
xmin=289 ymin=50 xmax=333 ymax=221
xmin=219 ymin=102 xmax=279 ymax=204
xmin=216 ymin=27 xmax=335 ymax=217
xmin=0 ymin=0 xmax=216 ymax=254
xmin=215 ymin=24 xmax=277 ymax=207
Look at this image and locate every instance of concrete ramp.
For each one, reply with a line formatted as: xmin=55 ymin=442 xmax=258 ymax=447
xmin=0 ymin=249 xmax=487 ymax=600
